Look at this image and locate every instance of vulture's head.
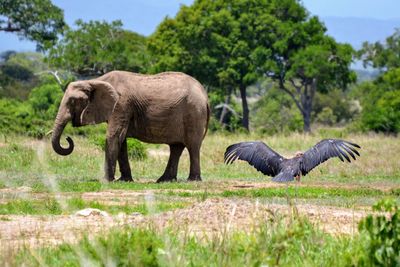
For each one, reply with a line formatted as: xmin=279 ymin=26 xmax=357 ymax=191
xmin=294 ymin=151 xmax=304 ymax=158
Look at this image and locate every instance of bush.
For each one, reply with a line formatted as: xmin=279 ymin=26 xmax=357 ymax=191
xmin=316 ymin=107 xmax=337 ymax=126
xmin=358 ymin=199 xmax=400 ymax=266
xmin=28 ymin=83 xmax=63 ymax=120
xmin=313 ymin=89 xmax=359 ymax=124
xmin=251 ymin=87 xmax=303 ymax=134
xmin=91 ymin=135 xmax=147 ymax=160
xmin=356 ymin=68 xmax=400 ymax=134
xmin=208 ymin=90 xmax=243 ymax=132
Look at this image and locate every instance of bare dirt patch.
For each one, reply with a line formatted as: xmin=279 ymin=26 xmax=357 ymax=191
xmin=0 ymin=197 xmax=373 ymax=253
xmin=146 ymin=198 xmax=368 ymax=236
xmin=0 ymin=213 xmax=144 ymax=252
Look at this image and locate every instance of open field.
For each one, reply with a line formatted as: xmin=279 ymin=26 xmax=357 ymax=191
xmin=0 ymin=132 xmax=399 ymax=265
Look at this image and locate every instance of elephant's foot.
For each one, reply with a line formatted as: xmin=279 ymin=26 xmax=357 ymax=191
xmin=119 ymin=176 xmax=134 ymax=182
xmin=187 ymin=175 xmax=202 ymax=182
xmin=156 ymin=175 xmax=177 ymax=183
xmin=104 ymin=176 xmax=115 ymax=182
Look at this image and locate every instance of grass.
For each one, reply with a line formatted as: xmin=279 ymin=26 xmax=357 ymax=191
xmin=1 ymin=132 xmax=399 ymax=187
xmin=0 ymin=131 xmax=399 ymax=265
xmin=9 ymin=214 xmax=368 ymax=267
xmin=0 ymin=197 xmax=189 ymax=215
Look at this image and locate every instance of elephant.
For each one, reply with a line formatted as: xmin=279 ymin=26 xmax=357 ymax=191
xmin=51 ymin=71 xmax=210 ymax=182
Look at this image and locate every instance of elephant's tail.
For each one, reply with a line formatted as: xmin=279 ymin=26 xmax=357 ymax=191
xmin=203 ymin=103 xmax=210 ymax=139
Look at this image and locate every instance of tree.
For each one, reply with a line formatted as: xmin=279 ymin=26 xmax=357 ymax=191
xmin=356 ymin=68 xmax=400 ymax=133
xmin=149 ymin=0 xmax=265 ymax=130
xmin=47 ymin=20 xmax=150 ymax=77
xmin=149 ymin=0 xmax=354 ymax=132
xmin=356 ymin=29 xmax=400 ymax=133
xmin=252 ymin=85 xmax=303 ymax=134
xmin=0 ymin=51 xmax=48 ymax=99
xmin=251 ymin=9 xmax=355 ymax=132
xmin=359 ymin=29 xmax=400 ymax=70
xmin=0 ymin=0 xmax=66 ymax=50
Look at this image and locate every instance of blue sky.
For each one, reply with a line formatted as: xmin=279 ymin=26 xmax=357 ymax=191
xmin=1 ymin=0 xmax=400 ymax=51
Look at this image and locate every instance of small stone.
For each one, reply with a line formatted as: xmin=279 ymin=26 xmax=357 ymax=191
xmin=75 ymin=208 xmax=109 ymax=217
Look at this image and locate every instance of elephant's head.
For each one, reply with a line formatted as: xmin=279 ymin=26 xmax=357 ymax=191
xmin=51 ymin=80 xmax=120 ymax=156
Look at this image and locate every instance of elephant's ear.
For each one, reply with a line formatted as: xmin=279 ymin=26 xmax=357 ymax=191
xmin=80 ymin=81 xmax=120 ymax=125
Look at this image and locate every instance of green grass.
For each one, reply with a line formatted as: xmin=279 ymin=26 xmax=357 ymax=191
xmin=10 ymin=215 xmax=367 ymax=267
xmin=1 ymin=132 xmax=399 ymax=191
xmin=0 ymin=132 xmax=399 ymax=266
xmin=221 ymin=186 xmax=387 ymax=198
xmin=162 ymin=186 xmax=394 ymax=199
xmin=0 ymin=197 xmax=189 ymax=215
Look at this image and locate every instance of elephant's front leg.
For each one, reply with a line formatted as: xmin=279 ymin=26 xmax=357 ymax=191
xmin=118 ymin=139 xmax=133 ymax=182
xmin=104 ymin=135 xmax=120 ymax=182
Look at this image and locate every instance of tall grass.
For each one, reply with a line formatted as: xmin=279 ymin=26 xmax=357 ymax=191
xmin=10 ymin=214 xmax=367 ymax=267
xmin=0 ymin=131 xmax=399 ymax=189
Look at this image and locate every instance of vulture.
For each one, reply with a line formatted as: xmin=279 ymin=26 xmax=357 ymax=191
xmin=224 ymin=139 xmax=361 ymax=182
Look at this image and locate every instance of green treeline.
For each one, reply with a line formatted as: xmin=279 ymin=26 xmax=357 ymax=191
xmin=0 ymin=0 xmax=399 ymax=135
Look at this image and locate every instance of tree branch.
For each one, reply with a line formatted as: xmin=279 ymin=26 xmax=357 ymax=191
xmin=289 ymin=78 xmax=302 ymax=94
xmin=278 ymin=78 xmax=304 ymax=114
xmin=0 ymin=26 xmax=22 ymax=32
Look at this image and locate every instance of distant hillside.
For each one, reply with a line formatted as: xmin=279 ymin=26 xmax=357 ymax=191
xmin=322 ymin=17 xmax=400 ymax=48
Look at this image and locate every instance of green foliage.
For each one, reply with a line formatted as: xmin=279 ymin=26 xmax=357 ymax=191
xmin=316 ymin=107 xmax=337 ymax=126
xmin=91 ymin=135 xmax=147 ymax=160
xmin=356 ymin=68 xmax=400 ymax=133
xmin=0 ymin=80 xmax=62 ymax=137
xmin=252 ymin=86 xmax=303 ymax=134
xmin=358 ymin=199 xmax=400 ymax=266
xmin=0 ymin=52 xmax=45 ymax=100
xmin=47 ymin=20 xmax=150 ymax=77
xmin=28 ymin=83 xmax=63 ymax=120
xmin=149 ymin=0 xmax=309 ymax=130
xmin=359 ymin=29 xmax=400 ymax=70
xmin=313 ymin=89 xmax=360 ymax=125
xmin=150 ymin=0 xmax=354 ymax=132
xmin=0 ymin=0 xmax=66 ymax=50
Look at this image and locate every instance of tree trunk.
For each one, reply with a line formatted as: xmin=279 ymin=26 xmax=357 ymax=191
xmin=302 ymin=80 xmax=316 ymax=133
xmin=219 ymin=87 xmax=232 ymax=124
xmin=239 ymin=84 xmax=249 ymax=131
xmin=303 ymin=107 xmax=312 ymax=133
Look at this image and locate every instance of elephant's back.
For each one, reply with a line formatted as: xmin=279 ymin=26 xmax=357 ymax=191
xmin=101 ymin=71 xmax=206 ymax=100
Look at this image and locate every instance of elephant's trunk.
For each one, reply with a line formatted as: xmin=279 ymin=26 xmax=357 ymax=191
xmin=51 ymin=111 xmax=74 ymax=156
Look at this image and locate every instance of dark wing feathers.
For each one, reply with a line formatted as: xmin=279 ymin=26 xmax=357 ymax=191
xmin=271 ymin=171 xmax=294 ymax=182
xmin=224 ymin=141 xmax=283 ymax=176
xmin=300 ymin=139 xmax=361 ymax=175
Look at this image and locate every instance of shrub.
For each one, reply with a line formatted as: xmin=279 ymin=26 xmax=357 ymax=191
xmin=356 ymin=68 xmax=400 ymax=134
xmin=358 ymin=198 xmax=400 ymax=266
xmin=252 ymin=87 xmax=303 ymax=134
xmin=316 ymin=107 xmax=337 ymax=126
xmin=91 ymin=135 xmax=147 ymax=160
xmin=28 ymin=83 xmax=63 ymax=120
xmin=313 ymin=89 xmax=358 ymax=124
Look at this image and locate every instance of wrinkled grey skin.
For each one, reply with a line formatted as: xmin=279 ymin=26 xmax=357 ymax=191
xmin=52 ymin=71 xmax=210 ymax=182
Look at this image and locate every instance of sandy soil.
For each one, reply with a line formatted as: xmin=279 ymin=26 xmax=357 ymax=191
xmin=0 ymin=195 xmax=372 ymax=253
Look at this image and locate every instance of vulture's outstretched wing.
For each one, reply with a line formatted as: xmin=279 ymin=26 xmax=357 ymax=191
xmin=300 ymin=139 xmax=361 ymax=175
xmin=224 ymin=141 xmax=283 ymax=176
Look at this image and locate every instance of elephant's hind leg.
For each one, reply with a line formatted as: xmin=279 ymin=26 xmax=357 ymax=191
xmin=156 ymin=144 xmax=185 ymax=183
xmin=187 ymin=143 xmax=202 ymax=182
xmin=118 ymin=139 xmax=133 ymax=182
